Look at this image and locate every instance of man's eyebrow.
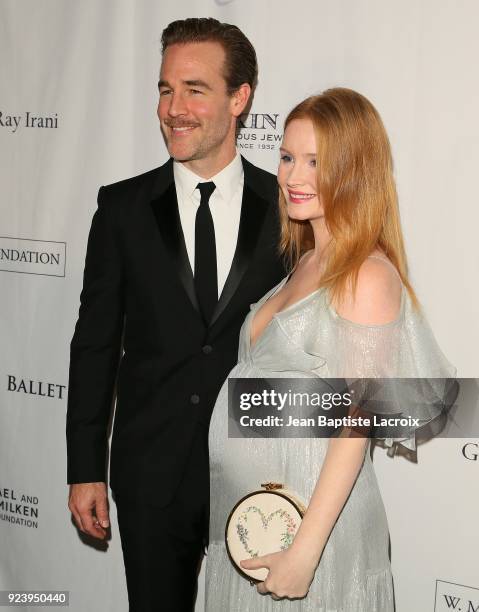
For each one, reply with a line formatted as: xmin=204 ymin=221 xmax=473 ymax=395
xmin=157 ymin=79 xmax=212 ymax=91
xmin=184 ymin=79 xmax=212 ymax=90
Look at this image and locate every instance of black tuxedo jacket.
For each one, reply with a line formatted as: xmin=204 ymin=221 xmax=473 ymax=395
xmin=66 ymin=156 xmax=286 ymax=506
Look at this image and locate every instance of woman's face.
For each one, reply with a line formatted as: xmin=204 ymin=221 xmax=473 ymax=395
xmin=278 ymin=118 xmax=323 ymax=222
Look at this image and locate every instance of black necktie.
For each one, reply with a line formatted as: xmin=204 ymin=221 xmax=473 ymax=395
xmin=194 ymin=181 xmax=217 ymax=325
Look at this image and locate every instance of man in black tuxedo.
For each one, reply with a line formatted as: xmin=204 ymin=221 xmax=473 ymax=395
xmin=66 ymin=17 xmax=285 ymax=611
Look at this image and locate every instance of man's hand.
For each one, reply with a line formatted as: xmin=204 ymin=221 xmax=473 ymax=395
xmin=68 ymin=482 xmax=110 ymax=540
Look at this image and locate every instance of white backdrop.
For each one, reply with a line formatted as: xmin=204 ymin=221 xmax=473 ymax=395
xmin=1 ymin=1 xmax=478 ymax=611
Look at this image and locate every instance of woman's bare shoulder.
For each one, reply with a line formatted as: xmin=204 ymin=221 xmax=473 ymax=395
xmin=334 ymin=254 xmax=403 ymax=326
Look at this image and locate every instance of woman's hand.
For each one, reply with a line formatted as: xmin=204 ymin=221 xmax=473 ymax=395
xmin=240 ymin=545 xmax=319 ymax=600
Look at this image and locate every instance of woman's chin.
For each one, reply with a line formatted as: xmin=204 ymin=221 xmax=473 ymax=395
xmin=287 ymin=209 xmax=315 ymax=222
xmin=287 ymin=206 xmax=325 ymax=224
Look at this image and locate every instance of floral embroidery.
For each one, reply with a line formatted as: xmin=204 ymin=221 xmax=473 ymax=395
xmin=235 ymin=505 xmax=298 ymax=557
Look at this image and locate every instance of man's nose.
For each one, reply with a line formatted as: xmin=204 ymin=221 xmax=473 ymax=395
xmin=167 ymin=93 xmax=187 ymax=117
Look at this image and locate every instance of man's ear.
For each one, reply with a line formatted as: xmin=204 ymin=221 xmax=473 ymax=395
xmin=230 ymin=83 xmax=252 ymax=118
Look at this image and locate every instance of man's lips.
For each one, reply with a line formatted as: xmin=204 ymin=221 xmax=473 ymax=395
xmin=287 ymin=190 xmax=316 ymax=203
xmin=165 ymin=123 xmax=200 ymax=136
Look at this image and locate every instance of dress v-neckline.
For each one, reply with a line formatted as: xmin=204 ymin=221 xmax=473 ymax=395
xmin=248 ymin=275 xmax=322 ymax=351
xmin=248 ymin=253 xmax=403 ymax=351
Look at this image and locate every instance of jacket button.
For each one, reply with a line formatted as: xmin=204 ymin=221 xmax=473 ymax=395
xmin=202 ymin=345 xmax=213 ymax=355
xmin=190 ymin=394 xmax=200 ymax=404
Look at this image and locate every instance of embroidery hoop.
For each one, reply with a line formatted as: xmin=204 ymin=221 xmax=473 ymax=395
xmin=225 ymin=482 xmax=306 ymax=583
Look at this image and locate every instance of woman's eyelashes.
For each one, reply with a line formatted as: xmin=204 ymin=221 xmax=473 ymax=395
xmin=279 ymin=153 xmax=317 ymax=168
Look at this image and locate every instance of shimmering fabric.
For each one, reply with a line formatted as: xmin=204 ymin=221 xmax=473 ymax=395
xmin=206 ymin=272 xmax=455 ymax=611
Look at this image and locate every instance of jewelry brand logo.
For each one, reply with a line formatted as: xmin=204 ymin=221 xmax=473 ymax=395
xmin=237 ymin=111 xmax=282 ymax=153
xmin=0 ymin=111 xmax=58 ymax=133
xmin=0 ymin=237 xmax=66 ymax=277
xmin=434 ymin=580 xmax=479 ymax=611
xmin=0 ymin=486 xmax=39 ymax=529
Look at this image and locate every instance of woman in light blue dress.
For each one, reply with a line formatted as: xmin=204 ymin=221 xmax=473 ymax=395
xmin=205 ymin=88 xmax=455 ymax=611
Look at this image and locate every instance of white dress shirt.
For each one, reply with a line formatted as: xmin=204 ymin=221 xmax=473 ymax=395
xmin=173 ymin=152 xmax=244 ymax=298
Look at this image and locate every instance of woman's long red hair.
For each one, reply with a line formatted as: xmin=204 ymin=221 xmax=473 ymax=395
xmin=279 ymin=87 xmax=418 ymax=308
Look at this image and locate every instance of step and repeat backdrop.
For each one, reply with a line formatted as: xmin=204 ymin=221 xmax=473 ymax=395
xmin=1 ymin=1 xmax=478 ymax=610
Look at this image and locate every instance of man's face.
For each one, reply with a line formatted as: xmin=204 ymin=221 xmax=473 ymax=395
xmin=158 ymin=42 xmax=237 ymax=164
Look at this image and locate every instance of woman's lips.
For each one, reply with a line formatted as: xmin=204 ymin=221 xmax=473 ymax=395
xmin=287 ymin=190 xmax=316 ymax=203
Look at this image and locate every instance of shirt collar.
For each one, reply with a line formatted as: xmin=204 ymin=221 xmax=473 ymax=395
xmin=173 ymin=152 xmax=243 ymax=202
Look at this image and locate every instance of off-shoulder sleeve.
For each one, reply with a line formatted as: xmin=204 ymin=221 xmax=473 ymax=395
xmin=322 ymin=288 xmax=457 ymax=454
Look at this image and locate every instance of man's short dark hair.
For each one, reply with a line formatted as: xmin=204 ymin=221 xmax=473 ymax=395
xmin=161 ymin=17 xmax=258 ymax=95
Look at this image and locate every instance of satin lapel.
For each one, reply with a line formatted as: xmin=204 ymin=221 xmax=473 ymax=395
xmin=209 ymin=184 xmax=269 ymax=326
xmin=150 ymin=182 xmax=201 ymax=316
